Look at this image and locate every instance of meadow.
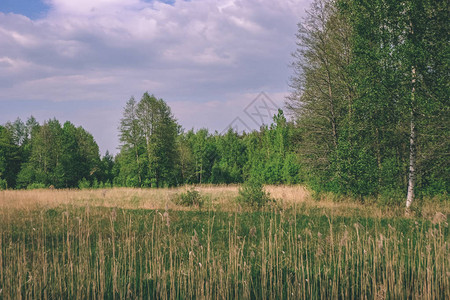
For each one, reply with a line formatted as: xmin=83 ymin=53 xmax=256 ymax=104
xmin=0 ymin=186 xmax=449 ymax=299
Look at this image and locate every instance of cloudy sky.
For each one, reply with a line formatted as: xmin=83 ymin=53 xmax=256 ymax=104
xmin=0 ymin=0 xmax=310 ymax=154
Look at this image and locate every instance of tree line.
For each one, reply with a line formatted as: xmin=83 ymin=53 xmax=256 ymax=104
xmin=0 ymin=0 xmax=447 ymax=208
xmin=0 ymin=117 xmax=113 ymax=189
xmin=115 ymin=93 xmax=300 ymax=188
xmin=0 ymin=98 xmax=300 ymax=190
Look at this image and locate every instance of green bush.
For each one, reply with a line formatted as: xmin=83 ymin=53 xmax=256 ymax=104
xmin=237 ymin=178 xmax=272 ymax=208
xmin=175 ymin=188 xmax=205 ymax=207
xmin=92 ymin=178 xmax=99 ymax=189
xmin=104 ymin=180 xmax=112 ymax=188
xmin=0 ymin=178 xmax=7 ymax=190
xmin=125 ymin=176 xmax=138 ymax=187
xmin=78 ymin=178 xmax=91 ymax=189
xmin=26 ymin=183 xmax=47 ymax=190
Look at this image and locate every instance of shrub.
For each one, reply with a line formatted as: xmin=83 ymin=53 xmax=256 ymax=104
xmin=175 ymin=188 xmax=205 ymax=207
xmin=104 ymin=180 xmax=112 ymax=188
xmin=0 ymin=178 xmax=7 ymax=190
xmin=26 ymin=183 xmax=47 ymax=190
xmin=237 ymin=178 xmax=272 ymax=208
xmin=78 ymin=178 xmax=91 ymax=189
xmin=92 ymin=178 xmax=99 ymax=189
xmin=125 ymin=176 xmax=138 ymax=187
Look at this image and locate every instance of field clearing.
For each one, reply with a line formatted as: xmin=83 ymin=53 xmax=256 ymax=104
xmin=0 ymin=185 xmax=449 ymax=299
xmin=0 ymin=185 xmax=308 ymax=211
xmin=1 ymin=185 xmax=448 ymax=218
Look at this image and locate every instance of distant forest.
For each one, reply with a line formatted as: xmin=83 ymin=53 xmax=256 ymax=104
xmin=0 ymin=99 xmax=299 ymax=189
xmin=1 ymin=0 xmax=448 ymax=207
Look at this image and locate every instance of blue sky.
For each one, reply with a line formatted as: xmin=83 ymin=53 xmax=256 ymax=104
xmin=0 ymin=0 xmax=177 ymax=19
xmin=0 ymin=0 xmax=49 ymax=19
xmin=0 ymin=0 xmax=310 ymax=154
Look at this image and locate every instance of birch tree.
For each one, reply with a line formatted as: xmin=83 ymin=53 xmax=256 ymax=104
xmin=286 ymin=0 xmax=353 ymax=192
xmin=343 ymin=0 xmax=449 ymax=206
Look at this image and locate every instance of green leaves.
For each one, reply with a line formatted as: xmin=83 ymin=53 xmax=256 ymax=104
xmin=0 ymin=125 xmax=21 ymax=188
xmin=11 ymin=118 xmax=101 ymax=189
xmin=287 ymin=0 xmax=448 ymax=201
xmin=117 ymin=93 xmax=179 ymax=187
xmin=237 ymin=177 xmax=272 ymax=208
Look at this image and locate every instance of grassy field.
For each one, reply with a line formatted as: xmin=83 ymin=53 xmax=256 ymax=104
xmin=0 ymin=186 xmax=449 ymax=299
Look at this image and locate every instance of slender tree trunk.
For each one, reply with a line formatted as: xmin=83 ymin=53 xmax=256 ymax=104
xmin=325 ymin=63 xmax=338 ymax=148
xmin=406 ymin=112 xmax=416 ymax=209
xmin=375 ymin=128 xmax=382 ymax=186
xmin=135 ymin=146 xmax=142 ymax=186
xmin=406 ymin=67 xmax=416 ymax=210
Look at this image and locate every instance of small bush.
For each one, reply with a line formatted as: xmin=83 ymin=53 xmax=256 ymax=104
xmin=237 ymin=178 xmax=272 ymax=208
xmin=175 ymin=188 xmax=205 ymax=207
xmin=0 ymin=178 xmax=7 ymax=190
xmin=26 ymin=183 xmax=47 ymax=190
xmin=78 ymin=178 xmax=91 ymax=189
xmin=92 ymin=178 xmax=99 ymax=189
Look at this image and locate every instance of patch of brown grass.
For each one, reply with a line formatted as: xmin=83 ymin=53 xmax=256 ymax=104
xmin=1 ymin=185 xmax=448 ymax=221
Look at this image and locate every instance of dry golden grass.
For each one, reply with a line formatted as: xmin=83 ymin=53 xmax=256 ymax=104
xmin=0 ymin=185 xmax=253 ymax=211
xmin=0 ymin=186 xmax=225 ymax=211
xmin=1 ymin=185 xmax=448 ymax=220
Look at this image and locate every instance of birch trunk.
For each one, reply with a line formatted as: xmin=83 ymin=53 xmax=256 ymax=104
xmin=406 ymin=111 xmax=416 ymax=209
xmin=406 ymin=67 xmax=416 ymax=210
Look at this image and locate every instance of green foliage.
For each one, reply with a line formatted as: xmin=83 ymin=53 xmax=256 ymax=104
xmin=78 ymin=178 xmax=91 ymax=189
xmin=97 ymin=151 xmax=115 ymax=185
xmin=0 ymin=178 xmax=7 ymax=190
xmin=175 ymin=188 xmax=205 ymax=207
xmin=0 ymin=0 xmax=447 ymax=207
xmin=92 ymin=178 xmax=99 ymax=189
xmin=378 ymin=189 xmax=405 ymax=208
xmin=211 ymin=129 xmax=246 ymax=184
xmin=3 ymin=101 xmax=303 ymax=190
xmin=168 ymin=109 xmax=301 ymax=187
xmin=26 ymin=182 xmax=47 ymax=190
xmin=118 ymin=93 xmax=179 ymax=187
xmin=103 ymin=181 xmax=112 ymax=188
xmin=286 ymin=0 xmax=448 ymax=204
xmin=237 ymin=178 xmax=272 ymax=208
xmin=59 ymin=121 xmax=101 ymax=188
xmin=124 ymin=175 xmax=139 ymax=187
xmin=282 ymin=153 xmax=300 ymax=184
xmin=7 ymin=118 xmax=101 ymax=189
xmin=0 ymin=125 xmax=21 ymax=188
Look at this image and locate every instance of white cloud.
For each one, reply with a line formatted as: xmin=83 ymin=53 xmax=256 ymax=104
xmin=0 ymin=0 xmax=310 ymax=153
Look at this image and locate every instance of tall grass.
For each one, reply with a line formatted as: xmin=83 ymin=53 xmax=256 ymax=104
xmin=0 ymin=203 xmax=448 ymax=299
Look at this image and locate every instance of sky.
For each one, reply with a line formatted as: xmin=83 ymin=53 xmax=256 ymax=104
xmin=0 ymin=0 xmax=310 ymax=155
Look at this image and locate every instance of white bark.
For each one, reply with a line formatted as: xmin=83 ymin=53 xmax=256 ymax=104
xmin=406 ymin=112 xmax=416 ymax=209
xmin=406 ymin=67 xmax=416 ymax=210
